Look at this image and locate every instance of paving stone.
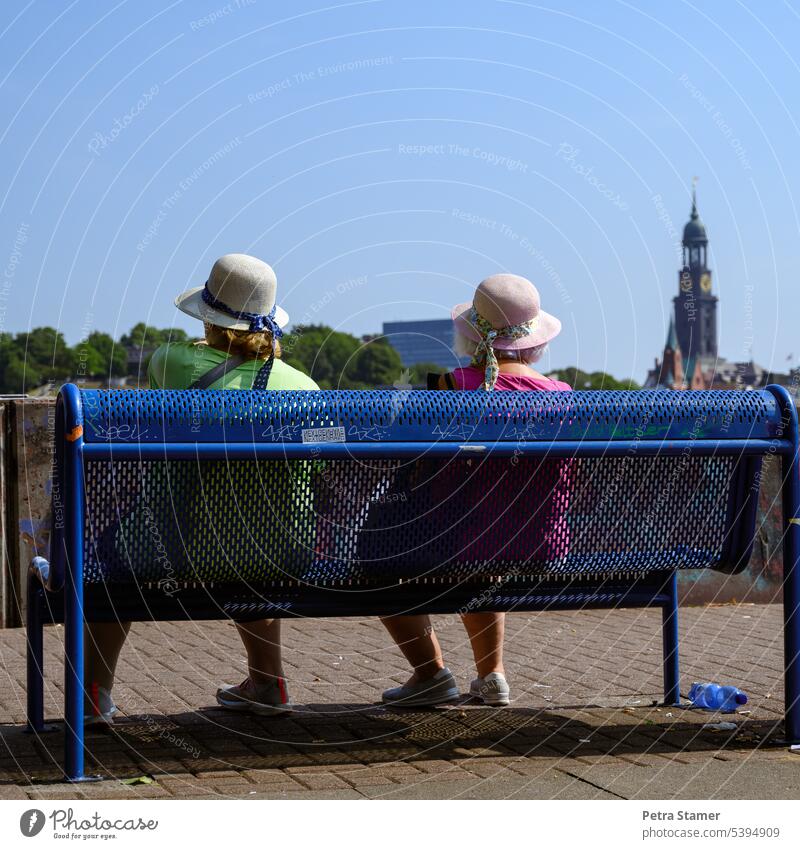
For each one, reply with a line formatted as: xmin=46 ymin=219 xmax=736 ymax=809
xmin=0 ymin=784 xmax=30 ymax=799
xmin=0 ymin=606 xmax=794 ymax=799
xmin=293 ymin=772 xmax=351 ymax=791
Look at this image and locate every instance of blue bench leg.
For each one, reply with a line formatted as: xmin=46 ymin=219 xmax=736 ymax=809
xmin=26 ymin=574 xmax=46 ymax=733
xmin=662 ymin=571 xmax=681 ymax=706
xmin=769 ymin=383 xmax=800 ymax=745
xmin=782 ymin=443 xmax=800 ymax=745
xmin=64 ymin=572 xmax=86 ymax=782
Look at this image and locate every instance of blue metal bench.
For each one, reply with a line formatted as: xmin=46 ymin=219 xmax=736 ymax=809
xmin=26 ymin=383 xmax=800 ymax=780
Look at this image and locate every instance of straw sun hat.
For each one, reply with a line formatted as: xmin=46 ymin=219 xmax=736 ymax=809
xmin=175 ymin=253 xmax=289 ymax=334
xmin=451 ymin=273 xmax=561 ymax=350
xmin=451 ymin=273 xmax=562 ymax=390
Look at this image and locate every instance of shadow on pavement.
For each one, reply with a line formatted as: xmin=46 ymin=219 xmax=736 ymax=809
xmin=0 ymin=701 xmax=786 ymax=785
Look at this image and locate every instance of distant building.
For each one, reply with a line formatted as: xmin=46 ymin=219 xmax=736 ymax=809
xmin=646 ymin=188 xmax=793 ymax=392
xmin=647 ymin=315 xmax=706 ymax=390
xmin=673 ymin=188 xmax=718 ymax=374
xmin=382 ymin=319 xmax=469 ymax=371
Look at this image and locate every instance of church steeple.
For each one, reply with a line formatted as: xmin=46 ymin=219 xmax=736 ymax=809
xmin=683 ymin=180 xmax=708 ymax=269
xmin=674 ymin=179 xmax=718 ymax=365
xmin=665 ymin=314 xmax=678 ymax=352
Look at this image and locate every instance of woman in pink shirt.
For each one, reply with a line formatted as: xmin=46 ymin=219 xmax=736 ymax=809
xmin=381 ymin=273 xmax=570 ymax=708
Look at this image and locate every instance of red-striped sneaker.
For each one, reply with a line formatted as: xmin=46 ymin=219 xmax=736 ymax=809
xmin=84 ymin=683 xmax=118 ymax=726
xmin=215 ymin=677 xmax=292 ymax=715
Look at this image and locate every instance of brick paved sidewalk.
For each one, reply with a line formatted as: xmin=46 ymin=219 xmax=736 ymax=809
xmin=1 ymin=604 xmax=798 ymax=800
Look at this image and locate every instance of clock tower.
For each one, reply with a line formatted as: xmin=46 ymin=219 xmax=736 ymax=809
xmin=673 ymin=186 xmax=717 ymax=367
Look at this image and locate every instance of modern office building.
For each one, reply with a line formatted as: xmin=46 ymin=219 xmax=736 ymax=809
xmin=382 ymin=319 xmax=469 ymax=371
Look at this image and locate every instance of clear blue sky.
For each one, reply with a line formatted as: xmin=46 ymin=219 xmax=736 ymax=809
xmin=1 ymin=0 xmax=798 ymax=382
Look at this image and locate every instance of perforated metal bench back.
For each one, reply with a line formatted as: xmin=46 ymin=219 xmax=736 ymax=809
xmin=80 ymin=387 xmax=781 ymax=443
xmin=82 ymin=453 xmax=758 ymax=585
xmin=75 ymin=389 xmax=775 ymax=586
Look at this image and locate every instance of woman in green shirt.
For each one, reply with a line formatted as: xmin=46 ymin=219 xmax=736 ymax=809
xmin=85 ymin=254 xmax=318 ymax=723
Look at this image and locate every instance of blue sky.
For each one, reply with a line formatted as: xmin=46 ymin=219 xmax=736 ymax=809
xmin=1 ymin=0 xmax=798 ymax=382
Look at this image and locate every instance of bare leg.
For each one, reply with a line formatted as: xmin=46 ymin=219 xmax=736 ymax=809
xmin=235 ymin=619 xmax=284 ymax=687
xmin=461 ymin=612 xmax=505 ymax=678
xmin=85 ymin=621 xmax=131 ymax=695
xmin=381 ymin=614 xmax=445 ymax=682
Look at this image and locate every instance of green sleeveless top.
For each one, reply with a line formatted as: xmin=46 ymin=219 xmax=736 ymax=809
xmin=102 ymin=342 xmax=320 ymax=585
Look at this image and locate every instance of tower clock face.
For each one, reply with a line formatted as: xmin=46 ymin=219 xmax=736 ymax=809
xmin=680 ymin=271 xmax=692 ymax=293
xmin=700 ymin=273 xmax=712 ymax=293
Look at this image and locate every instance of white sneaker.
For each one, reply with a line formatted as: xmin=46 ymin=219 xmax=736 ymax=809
xmin=469 ymin=672 xmax=510 ymax=706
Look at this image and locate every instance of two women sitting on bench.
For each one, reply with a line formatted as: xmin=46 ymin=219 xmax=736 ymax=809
xmin=84 ymin=255 xmax=569 ymax=721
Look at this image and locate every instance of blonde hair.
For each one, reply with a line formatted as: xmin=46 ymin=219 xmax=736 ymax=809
xmin=454 ymin=330 xmax=547 ymax=365
xmin=204 ymin=323 xmax=282 ymax=361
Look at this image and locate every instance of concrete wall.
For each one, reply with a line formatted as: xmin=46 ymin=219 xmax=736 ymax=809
xmin=1 ymin=400 xmax=54 ymax=627
xmin=0 ymin=397 xmax=791 ymax=627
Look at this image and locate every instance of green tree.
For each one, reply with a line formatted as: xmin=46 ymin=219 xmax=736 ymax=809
xmin=120 ymin=323 xmax=190 ymax=378
xmin=6 ymin=327 xmax=73 ymax=391
xmin=0 ymin=332 xmax=45 ymax=394
xmin=0 ymin=353 xmax=41 ymax=394
xmin=120 ymin=323 xmax=189 ymax=349
xmin=548 ymin=366 xmax=640 ymax=390
xmin=282 ymin=325 xmax=360 ymax=388
xmin=347 ymin=336 xmax=403 ymax=388
xmin=75 ymin=331 xmax=127 ymax=378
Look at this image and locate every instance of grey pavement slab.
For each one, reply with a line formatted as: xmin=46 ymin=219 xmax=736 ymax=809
xmin=0 ymin=604 xmax=794 ymax=799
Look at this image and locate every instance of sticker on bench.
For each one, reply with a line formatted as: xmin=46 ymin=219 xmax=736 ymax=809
xmin=301 ymin=426 xmax=347 ymax=444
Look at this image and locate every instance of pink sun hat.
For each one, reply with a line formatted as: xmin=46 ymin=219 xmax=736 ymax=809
xmin=451 ymin=273 xmax=561 ymax=349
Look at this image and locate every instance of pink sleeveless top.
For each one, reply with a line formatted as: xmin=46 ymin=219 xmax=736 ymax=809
xmin=441 ymin=365 xmax=573 ymax=567
xmin=451 ymin=365 xmax=571 ymax=393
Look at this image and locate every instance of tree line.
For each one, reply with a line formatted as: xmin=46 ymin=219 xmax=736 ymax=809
xmin=0 ymin=322 xmax=436 ymax=394
xmin=0 ymin=321 xmax=638 ymax=394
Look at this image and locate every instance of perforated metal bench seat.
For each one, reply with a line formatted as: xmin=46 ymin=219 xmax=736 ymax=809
xmin=42 ymin=571 xmax=680 ymax=623
xmin=25 ymin=383 xmax=800 ymax=780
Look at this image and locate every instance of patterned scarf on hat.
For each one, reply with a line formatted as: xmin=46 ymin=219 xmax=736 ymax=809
xmin=468 ymin=307 xmax=539 ymax=391
xmin=202 ymin=283 xmax=284 ymax=338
